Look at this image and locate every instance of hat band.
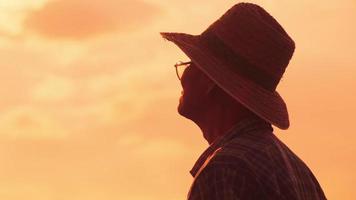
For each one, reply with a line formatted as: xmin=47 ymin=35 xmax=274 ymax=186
xmin=200 ymin=30 xmax=280 ymax=91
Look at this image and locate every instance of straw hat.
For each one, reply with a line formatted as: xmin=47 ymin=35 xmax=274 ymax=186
xmin=160 ymin=3 xmax=295 ymax=129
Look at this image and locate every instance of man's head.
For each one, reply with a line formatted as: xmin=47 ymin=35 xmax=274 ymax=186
xmin=177 ymin=62 xmax=255 ymax=123
xmin=177 ymin=62 xmax=214 ymax=119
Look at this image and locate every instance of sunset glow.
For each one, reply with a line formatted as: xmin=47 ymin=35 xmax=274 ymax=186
xmin=0 ymin=0 xmax=355 ymax=199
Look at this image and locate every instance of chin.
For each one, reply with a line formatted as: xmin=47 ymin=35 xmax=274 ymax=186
xmin=177 ymin=96 xmax=191 ymax=118
xmin=177 ymin=93 xmax=204 ymax=120
xmin=177 ymin=99 xmax=186 ymax=116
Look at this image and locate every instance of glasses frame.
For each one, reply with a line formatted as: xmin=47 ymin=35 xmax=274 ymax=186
xmin=174 ymin=61 xmax=192 ymax=80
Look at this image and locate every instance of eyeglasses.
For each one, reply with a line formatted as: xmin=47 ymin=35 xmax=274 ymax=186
xmin=174 ymin=61 xmax=192 ymax=80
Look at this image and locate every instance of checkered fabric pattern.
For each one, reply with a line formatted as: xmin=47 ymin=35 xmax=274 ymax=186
xmin=187 ymin=117 xmax=327 ymax=200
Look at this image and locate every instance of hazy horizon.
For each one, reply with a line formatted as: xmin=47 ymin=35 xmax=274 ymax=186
xmin=0 ymin=0 xmax=355 ymax=199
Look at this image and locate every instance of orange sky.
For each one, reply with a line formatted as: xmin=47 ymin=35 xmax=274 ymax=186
xmin=0 ymin=0 xmax=355 ymax=199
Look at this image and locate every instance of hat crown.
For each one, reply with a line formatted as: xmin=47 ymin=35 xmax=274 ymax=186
xmin=202 ymin=3 xmax=295 ymax=90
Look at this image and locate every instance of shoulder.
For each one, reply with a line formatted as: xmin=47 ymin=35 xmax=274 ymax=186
xmin=189 ymin=153 xmax=263 ymax=200
xmin=198 ymin=146 xmax=262 ymax=184
xmin=218 ymin=130 xmax=276 ymax=161
xmin=207 ymin=148 xmax=255 ymax=172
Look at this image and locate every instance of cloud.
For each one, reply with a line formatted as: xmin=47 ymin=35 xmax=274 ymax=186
xmin=0 ymin=106 xmax=68 ymax=139
xmin=115 ymin=132 xmax=191 ymax=157
xmin=23 ymin=0 xmax=161 ymax=39
xmin=134 ymin=138 xmax=191 ymax=157
xmin=32 ymin=75 xmax=75 ymax=102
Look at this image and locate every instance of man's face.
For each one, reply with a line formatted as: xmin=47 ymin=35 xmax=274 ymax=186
xmin=177 ymin=62 xmax=215 ymax=119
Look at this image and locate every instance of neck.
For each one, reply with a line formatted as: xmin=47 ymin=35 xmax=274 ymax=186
xmin=194 ymin=105 xmax=255 ymax=144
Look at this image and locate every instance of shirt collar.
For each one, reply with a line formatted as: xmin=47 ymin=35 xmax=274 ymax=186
xmin=189 ymin=116 xmax=273 ymax=177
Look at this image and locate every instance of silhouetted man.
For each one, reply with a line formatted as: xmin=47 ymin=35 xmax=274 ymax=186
xmin=161 ymin=3 xmax=326 ymax=200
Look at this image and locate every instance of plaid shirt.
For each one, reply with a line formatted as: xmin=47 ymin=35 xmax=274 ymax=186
xmin=187 ymin=117 xmax=327 ymax=200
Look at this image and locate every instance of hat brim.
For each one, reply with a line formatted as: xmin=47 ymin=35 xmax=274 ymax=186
xmin=161 ymin=32 xmax=290 ymax=130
